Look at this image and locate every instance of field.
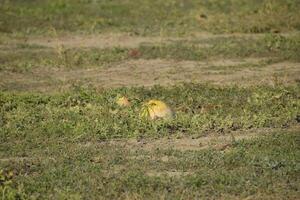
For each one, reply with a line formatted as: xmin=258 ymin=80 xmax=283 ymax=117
xmin=0 ymin=0 xmax=300 ymax=199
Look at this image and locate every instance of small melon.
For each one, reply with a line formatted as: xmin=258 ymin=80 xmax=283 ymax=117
xmin=140 ymin=100 xmax=174 ymax=120
xmin=116 ymin=96 xmax=131 ymax=107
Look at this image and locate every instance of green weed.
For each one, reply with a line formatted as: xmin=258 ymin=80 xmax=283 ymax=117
xmin=1 ymin=84 xmax=299 ymax=141
xmin=0 ymin=128 xmax=299 ymax=199
xmin=0 ymin=0 xmax=299 ymax=36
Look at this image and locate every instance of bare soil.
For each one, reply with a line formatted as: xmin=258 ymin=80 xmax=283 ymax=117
xmin=25 ymin=32 xmax=299 ymax=49
xmin=1 ymin=33 xmax=300 ymax=92
xmin=82 ymin=126 xmax=299 ymax=152
xmin=1 ymin=58 xmax=299 ymax=92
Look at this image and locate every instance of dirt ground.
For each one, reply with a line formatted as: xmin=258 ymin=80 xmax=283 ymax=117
xmin=1 ymin=33 xmax=300 ymax=92
xmin=1 ymin=58 xmax=299 ymax=92
xmin=82 ymin=126 xmax=300 ymax=152
xmin=25 ymin=32 xmax=300 ymax=49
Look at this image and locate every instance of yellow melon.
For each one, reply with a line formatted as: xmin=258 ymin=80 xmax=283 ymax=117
xmin=116 ymin=96 xmax=131 ymax=107
xmin=140 ymin=100 xmax=174 ymax=120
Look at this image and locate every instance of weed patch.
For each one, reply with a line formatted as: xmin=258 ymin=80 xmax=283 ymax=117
xmin=1 ymin=84 xmax=299 ymax=140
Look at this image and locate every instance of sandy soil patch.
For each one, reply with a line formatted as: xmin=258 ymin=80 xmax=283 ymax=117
xmin=1 ymin=59 xmax=299 ymax=92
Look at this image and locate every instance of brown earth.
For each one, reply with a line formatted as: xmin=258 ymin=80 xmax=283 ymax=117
xmin=24 ymin=32 xmax=299 ymax=49
xmin=1 ymin=33 xmax=300 ymax=92
xmin=1 ymin=58 xmax=299 ymax=92
xmin=82 ymin=126 xmax=300 ymax=152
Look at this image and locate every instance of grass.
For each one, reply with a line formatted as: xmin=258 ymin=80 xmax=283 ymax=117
xmin=138 ymin=34 xmax=300 ymax=61
xmin=1 ymin=1 xmax=300 ymax=199
xmin=1 ymin=84 xmax=299 ymax=140
xmin=1 ymin=0 xmax=300 ymax=36
xmin=0 ymin=46 xmax=128 ymax=72
xmin=0 ymin=48 xmax=298 ymax=200
xmin=1 ymin=124 xmax=299 ymax=199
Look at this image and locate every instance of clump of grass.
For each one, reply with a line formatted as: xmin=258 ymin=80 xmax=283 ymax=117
xmin=0 ymin=169 xmax=26 ymax=200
